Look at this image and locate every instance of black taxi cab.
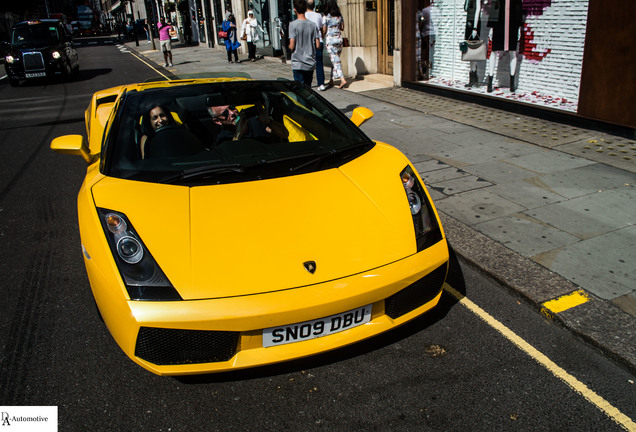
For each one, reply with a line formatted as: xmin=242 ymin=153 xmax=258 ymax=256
xmin=4 ymin=19 xmax=79 ymax=86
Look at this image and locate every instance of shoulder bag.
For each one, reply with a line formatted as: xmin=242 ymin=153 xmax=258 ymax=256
xmin=460 ymin=40 xmax=486 ymax=61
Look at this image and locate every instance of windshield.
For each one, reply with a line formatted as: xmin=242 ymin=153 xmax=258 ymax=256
xmin=11 ymin=24 xmax=61 ymax=47
xmin=105 ymin=80 xmax=374 ymax=185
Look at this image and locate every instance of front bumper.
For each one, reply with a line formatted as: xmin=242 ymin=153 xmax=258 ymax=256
xmin=5 ymin=55 xmax=65 ymax=80
xmin=86 ymin=240 xmax=449 ymax=376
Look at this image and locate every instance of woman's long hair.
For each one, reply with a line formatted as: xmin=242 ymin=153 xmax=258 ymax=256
xmin=324 ymin=0 xmax=341 ymax=17
xmin=142 ymin=104 xmax=174 ymax=135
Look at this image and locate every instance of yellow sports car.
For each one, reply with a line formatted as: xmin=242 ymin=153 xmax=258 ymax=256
xmin=51 ymin=78 xmax=449 ymax=376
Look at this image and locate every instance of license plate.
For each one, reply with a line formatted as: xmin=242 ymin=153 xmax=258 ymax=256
xmin=25 ymin=72 xmax=46 ymax=78
xmin=263 ymin=304 xmax=372 ymax=347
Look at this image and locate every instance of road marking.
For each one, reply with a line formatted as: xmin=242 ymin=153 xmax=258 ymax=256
xmin=127 ymin=50 xmax=170 ymax=80
xmin=445 ymin=285 xmax=636 ymax=431
xmin=542 ymin=289 xmax=590 ymax=314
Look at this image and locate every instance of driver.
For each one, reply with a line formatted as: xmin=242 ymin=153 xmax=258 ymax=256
xmin=207 ymin=104 xmax=241 ymax=145
xmin=140 ymin=105 xmax=175 ymax=158
xmin=207 ymin=99 xmax=289 ymax=146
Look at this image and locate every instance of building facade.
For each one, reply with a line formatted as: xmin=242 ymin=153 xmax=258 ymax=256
xmin=101 ymin=0 xmax=635 ymax=131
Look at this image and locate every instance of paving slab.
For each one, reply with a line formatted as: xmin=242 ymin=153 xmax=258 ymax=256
xmin=555 ymin=136 xmax=636 ymax=174
xmin=533 ymin=226 xmax=636 ymax=300
xmin=429 ymin=176 xmax=493 ymax=198
xmin=504 ymin=150 xmax=596 ymax=174
xmin=524 ymin=185 xmax=635 ymax=239
xmin=488 ymin=179 xmax=565 ymax=208
xmin=435 ymin=188 xmax=526 ymax=224
xmin=528 ymin=163 xmax=635 ymax=199
xmin=473 ymin=215 xmax=580 ymax=256
xmin=463 ymin=160 xmax=540 ymax=183
xmin=417 ymin=166 xmax=472 ymax=184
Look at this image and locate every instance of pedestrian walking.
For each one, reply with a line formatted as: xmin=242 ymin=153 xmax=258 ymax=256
xmin=157 ymin=17 xmax=174 ymax=67
xmin=241 ymin=11 xmax=263 ymax=62
xmin=222 ymin=12 xmax=241 ymax=63
xmin=305 ymin=0 xmax=326 ymax=90
xmin=289 ymin=0 xmax=320 ymax=87
xmin=322 ymin=0 xmax=347 ymax=88
xmin=144 ymin=19 xmax=151 ymax=44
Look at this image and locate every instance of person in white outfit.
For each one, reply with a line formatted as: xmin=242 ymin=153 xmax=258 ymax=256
xmin=241 ymin=10 xmax=263 ymax=61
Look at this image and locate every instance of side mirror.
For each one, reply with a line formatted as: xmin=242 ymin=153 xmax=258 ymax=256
xmin=350 ymin=107 xmax=374 ymax=127
xmin=50 ymin=135 xmax=95 ymax=164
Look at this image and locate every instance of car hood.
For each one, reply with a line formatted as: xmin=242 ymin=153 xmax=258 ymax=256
xmin=91 ymin=145 xmax=418 ymax=300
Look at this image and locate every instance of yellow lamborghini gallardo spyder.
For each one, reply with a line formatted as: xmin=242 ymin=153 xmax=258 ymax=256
xmin=51 ymin=78 xmax=449 ymax=376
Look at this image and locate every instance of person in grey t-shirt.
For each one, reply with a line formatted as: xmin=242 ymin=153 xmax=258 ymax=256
xmin=289 ymin=0 xmax=320 ymax=86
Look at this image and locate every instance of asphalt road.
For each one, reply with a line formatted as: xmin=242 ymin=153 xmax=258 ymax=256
xmin=0 ymin=43 xmax=634 ymax=431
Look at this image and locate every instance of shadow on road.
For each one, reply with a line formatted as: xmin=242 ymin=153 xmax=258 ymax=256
xmin=75 ymin=68 xmax=112 ymax=81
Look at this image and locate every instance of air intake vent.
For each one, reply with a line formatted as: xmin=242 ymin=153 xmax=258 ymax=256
xmin=135 ymin=327 xmax=239 ymax=365
xmin=385 ymin=264 xmax=447 ymax=319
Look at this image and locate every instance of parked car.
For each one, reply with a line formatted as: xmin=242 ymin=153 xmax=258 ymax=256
xmin=4 ymin=19 xmax=79 ymax=86
xmin=50 ymin=77 xmax=449 ymax=375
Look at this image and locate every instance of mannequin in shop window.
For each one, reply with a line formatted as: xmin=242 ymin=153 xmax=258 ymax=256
xmin=464 ymin=0 xmax=482 ymax=88
xmin=417 ymin=0 xmax=439 ymax=80
xmin=486 ymin=0 xmax=523 ymax=92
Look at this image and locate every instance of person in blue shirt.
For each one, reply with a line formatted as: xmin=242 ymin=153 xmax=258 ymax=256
xmin=222 ymin=12 xmax=241 ymax=63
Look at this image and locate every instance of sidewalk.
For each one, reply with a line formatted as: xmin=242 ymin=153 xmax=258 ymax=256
xmin=122 ymin=41 xmax=636 ymax=373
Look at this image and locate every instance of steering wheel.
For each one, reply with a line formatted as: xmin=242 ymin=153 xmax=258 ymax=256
xmin=145 ymin=125 xmax=204 ymax=158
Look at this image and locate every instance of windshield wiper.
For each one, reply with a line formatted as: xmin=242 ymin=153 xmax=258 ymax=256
xmin=160 ymin=163 xmax=244 ymax=184
xmin=289 ymin=141 xmax=373 ymax=172
xmin=245 ymin=152 xmax=318 ymax=168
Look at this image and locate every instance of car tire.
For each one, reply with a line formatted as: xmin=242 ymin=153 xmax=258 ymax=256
xmin=8 ymin=76 xmax=19 ymax=87
xmin=72 ymin=64 xmax=80 ymax=80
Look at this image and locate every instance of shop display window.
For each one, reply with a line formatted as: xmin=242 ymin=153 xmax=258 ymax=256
xmin=414 ymin=0 xmax=589 ymax=112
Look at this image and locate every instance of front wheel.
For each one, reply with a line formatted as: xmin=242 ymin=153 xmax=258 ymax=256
xmin=8 ymin=76 xmax=19 ymax=87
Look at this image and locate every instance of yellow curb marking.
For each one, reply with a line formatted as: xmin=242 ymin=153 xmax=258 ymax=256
xmin=542 ymin=290 xmax=590 ymax=314
xmin=128 ymin=50 xmax=171 ymax=81
xmin=445 ymin=285 xmax=636 ymax=431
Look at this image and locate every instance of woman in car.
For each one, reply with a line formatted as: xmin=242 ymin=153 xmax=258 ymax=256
xmin=140 ymin=105 xmax=174 ymax=158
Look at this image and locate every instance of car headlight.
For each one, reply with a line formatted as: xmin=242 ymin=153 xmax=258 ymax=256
xmin=5 ymin=55 xmax=14 ymax=64
xmin=98 ymin=208 xmax=182 ymax=301
xmin=51 ymin=51 xmax=61 ymax=59
xmin=400 ymin=166 xmax=442 ymax=251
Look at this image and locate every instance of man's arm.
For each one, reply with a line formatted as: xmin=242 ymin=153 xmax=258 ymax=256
xmin=288 ymin=22 xmax=296 ymax=50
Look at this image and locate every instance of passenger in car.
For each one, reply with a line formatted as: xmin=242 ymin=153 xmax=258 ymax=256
xmin=206 ymin=98 xmax=289 ymax=146
xmin=140 ymin=105 xmax=175 ymax=158
xmin=234 ymin=99 xmax=289 ymax=143
xmin=207 ymin=104 xmax=241 ymax=145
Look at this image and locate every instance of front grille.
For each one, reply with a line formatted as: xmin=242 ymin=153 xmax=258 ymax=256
xmin=135 ymin=327 xmax=239 ymax=365
xmin=23 ymin=52 xmax=45 ymax=72
xmin=385 ymin=264 xmax=448 ymax=319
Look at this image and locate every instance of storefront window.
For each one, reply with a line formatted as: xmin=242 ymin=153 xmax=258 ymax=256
xmin=414 ymin=0 xmax=589 ymax=112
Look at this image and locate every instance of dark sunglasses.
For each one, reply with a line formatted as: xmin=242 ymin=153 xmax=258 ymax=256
xmin=217 ymin=105 xmax=237 ymax=119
